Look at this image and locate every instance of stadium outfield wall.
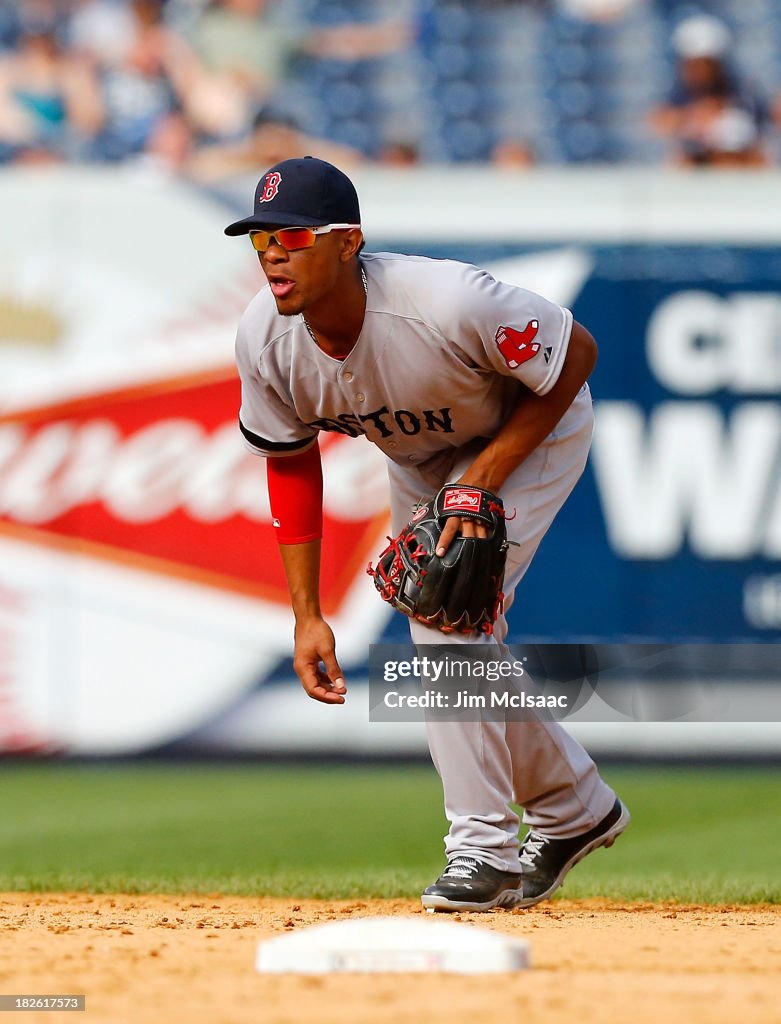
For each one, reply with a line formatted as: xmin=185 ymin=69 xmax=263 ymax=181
xmin=0 ymin=165 xmax=779 ymax=758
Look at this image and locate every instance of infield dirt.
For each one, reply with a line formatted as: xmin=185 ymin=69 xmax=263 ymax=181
xmin=1 ymin=894 xmax=778 ymax=1024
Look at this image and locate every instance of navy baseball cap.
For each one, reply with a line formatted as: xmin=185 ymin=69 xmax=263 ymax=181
xmin=224 ymin=156 xmax=360 ymax=235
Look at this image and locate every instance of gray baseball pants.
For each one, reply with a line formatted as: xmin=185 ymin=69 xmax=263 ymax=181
xmin=386 ymin=386 xmax=617 ymax=873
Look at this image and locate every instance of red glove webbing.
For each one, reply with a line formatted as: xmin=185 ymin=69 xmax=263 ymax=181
xmin=266 ymin=441 xmax=323 ymax=544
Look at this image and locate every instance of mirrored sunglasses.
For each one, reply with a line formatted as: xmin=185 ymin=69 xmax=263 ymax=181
xmin=249 ymin=223 xmax=361 ymax=252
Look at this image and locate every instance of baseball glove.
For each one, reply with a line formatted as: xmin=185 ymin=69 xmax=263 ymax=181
xmin=367 ymin=484 xmax=508 ymax=635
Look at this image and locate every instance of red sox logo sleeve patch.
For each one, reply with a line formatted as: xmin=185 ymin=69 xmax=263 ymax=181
xmin=495 ymin=320 xmax=541 ymax=369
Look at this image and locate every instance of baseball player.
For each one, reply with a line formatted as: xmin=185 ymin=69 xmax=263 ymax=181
xmin=226 ymin=156 xmax=629 ymax=912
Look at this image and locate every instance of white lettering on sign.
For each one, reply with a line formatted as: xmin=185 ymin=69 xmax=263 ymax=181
xmin=0 ymin=420 xmax=388 ymax=527
xmin=0 ymin=420 xmax=269 ymax=525
xmin=591 ymin=402 xmax=781 ymax=559
xmin=103 ymin=420 xmax=205 ymax=522
xmin=647 ymin=291 xmax=781 ymax=395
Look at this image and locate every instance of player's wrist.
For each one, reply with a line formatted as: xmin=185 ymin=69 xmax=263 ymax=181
xmin=461 ymin=436 xmax=539 ymax=493
xmin=293 ymin=606 xmax=325 ymax=626
xmin=456 ymin=466 xmax=506 ymax=494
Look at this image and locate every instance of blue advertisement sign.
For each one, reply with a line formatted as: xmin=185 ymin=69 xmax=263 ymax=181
xmin=376 ymin=242 xmax=781 ymax=643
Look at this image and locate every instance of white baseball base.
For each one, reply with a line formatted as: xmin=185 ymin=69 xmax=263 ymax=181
xmin=256 ymin=915 xmax=530 ymax=974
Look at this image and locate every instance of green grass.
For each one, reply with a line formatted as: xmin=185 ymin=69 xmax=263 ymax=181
xmin=0 ymin=763 xmax=779 ymax=903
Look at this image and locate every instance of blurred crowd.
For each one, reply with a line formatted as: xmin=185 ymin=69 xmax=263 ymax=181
xmin=0 ymin=0 xmax=779 ymax=176
xmin=0 ymin=0 xmax=412 ymax=176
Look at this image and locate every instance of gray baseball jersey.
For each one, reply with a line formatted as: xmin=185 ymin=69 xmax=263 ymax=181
xmin=235 ymin=252 xmax=573 ymax=467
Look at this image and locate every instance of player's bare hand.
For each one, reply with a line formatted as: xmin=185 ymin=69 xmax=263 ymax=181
xmin=293 ymin=616 xmax=347 ymax=704
xmin=435 ymin=515 xmax=489 ymax=556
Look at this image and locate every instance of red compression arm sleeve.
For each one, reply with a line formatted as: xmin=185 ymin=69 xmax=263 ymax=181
xmin=266 ymin=441 xmax=323 ymax=544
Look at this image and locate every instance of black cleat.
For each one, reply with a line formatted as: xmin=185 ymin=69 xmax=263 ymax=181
xmin=515 ymin=797 xmax=630 ymax=908
xmin=421 ymin=856 xmax=523 ymax=913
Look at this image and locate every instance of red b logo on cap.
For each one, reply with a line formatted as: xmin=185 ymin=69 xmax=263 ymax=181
xmin=259 ymin=172 xmax=282 ymax=203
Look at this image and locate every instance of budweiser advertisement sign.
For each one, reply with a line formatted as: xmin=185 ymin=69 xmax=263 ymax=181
xmin=0 ymin=368 xmax=392 ymax=755
xmin=0 ymin=169 xmax=391 ymax=755
xmin=0 ymin=371 xmax=388 ymax=610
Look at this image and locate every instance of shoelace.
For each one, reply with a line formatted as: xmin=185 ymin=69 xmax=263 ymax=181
xmin=519 ymin=832 xmax=551 ymax=868
xmin=441 ymin=856 xmax=481 ymax=880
